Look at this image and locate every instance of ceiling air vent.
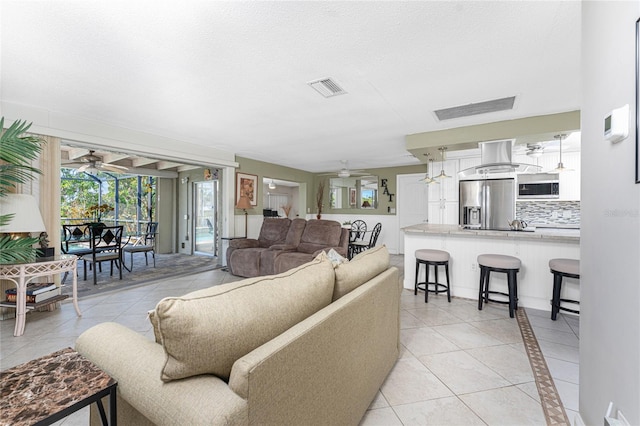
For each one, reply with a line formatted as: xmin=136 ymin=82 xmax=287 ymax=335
xmin=308 ymin=78 xmax=347 ymax=98
xmin=434 ymin=96 xmax=516 ymax=121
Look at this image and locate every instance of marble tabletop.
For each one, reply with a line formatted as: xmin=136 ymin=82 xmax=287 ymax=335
xmin=0 ymin=347 xmax=116 ymax=425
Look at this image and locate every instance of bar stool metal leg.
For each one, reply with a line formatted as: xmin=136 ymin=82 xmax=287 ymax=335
xmin=425 ymin=263 xmax=429 ymax=303
xmin=478 ymin=266 xmax=486 ymax=310
xmin=444 ymin=263 xmax=451 ymax=302
xmin=551 ymin=272 xmax=563 ymax=320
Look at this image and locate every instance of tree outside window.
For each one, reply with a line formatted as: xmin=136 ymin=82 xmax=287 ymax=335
xmin=61 ymin=169 xmax=156 ymax=234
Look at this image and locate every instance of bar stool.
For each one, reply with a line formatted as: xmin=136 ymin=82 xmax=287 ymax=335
xmin=414 ymin=249 xmax=451 ymax=303
xmin=477 ymin=254 xmax=521 ymax=318
xmin=549 ymin=258 xmax=580 ymax=320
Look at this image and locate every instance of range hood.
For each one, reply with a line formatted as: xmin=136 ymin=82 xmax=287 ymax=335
xmin=458 ymin=140 xmax=541 ymax=178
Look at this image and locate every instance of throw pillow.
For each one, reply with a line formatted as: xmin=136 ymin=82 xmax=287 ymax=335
xmin=332 ymin=245 xmax=389 ymax=301
xmin=151 ymin=255 xmax=335 ymax=382
xmin=325 ymin=248 xmax=348 ymax=267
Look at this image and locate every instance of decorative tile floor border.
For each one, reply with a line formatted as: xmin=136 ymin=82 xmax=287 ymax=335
xmin=517 ymin=308 xmax=570 ymax=426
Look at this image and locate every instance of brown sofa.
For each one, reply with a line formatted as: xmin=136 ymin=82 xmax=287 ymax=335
xmin=226 ymin=218 xmax=295 ymax=277
xmin=273 ymin=219 xmax=349 ymax=274
xmin=227 ymin=218 xmax=349 ymax=278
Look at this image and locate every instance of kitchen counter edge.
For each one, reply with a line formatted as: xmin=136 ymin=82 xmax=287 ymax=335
xmin=402 ymin=224 xmax=580 ymax=242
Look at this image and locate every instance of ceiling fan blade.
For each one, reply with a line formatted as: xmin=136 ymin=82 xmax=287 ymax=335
xmin=61 ymin=161 xmax=85 ymax=167
xmin=101 ymin=163 xmax=128 ymax=173
xmin=78 ymin=164 xmax=89 ymax=172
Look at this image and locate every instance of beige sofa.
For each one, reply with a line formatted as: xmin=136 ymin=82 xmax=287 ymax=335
xmin=76 ymin=245 xmax=400 ymax=426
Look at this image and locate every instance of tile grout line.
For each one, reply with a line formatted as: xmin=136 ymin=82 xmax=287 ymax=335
xmin=516 ymin=308 xmax=570 ymax=426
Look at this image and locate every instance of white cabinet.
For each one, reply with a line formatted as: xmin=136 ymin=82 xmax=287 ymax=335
xmin=514 ymin=151 xmax=580 ymax=200
xmin=427 ymin=159 xmax=459 ymax=224
xmin=459 ymin=156 xmax=482 ymax=172
xmin=558 ymin=152 xmax=580 ymax=200
xmin=536 ymin=153 xmax=560 ymax=172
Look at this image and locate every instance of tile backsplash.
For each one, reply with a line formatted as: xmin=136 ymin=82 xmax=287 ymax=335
xmin=516 ymin=200 xmax=580 ymax=227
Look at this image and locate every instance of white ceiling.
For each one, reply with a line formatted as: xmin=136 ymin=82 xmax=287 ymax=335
xmin=1 ymin=1 xmax=581 ymax=173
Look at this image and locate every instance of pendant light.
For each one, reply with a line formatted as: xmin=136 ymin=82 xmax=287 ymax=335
xmin=419 ymin=154 xmax=439 ymax=184
xmin=268 ymin=179 xmax=276 ymax=189
xmin=435 ymin=147 xmax=451 ymax=179
xmin=553 ymin=134 xmax=573 ymax=172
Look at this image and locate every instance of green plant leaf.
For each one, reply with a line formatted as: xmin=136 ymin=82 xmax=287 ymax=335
xmin=0 ymin=235 xmax=40 ymax=264
xmin=0 ymin=117 xmax=45 ymax=194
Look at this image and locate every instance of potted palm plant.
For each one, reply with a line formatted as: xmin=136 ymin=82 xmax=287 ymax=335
xmin=0 ymin=118 xmax=45 ymax=264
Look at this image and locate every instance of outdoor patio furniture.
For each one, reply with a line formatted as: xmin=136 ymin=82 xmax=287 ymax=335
xmin=61 ymin=223 xmax=92 ymax=257
xmin=84 ymin=225 xmax=124 ymax=285
xmin=122 ymin=222 xmax=158 ymax=271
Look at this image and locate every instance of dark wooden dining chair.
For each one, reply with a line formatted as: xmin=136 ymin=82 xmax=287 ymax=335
xmin=83 ymin=225 xmax=124 ymax=285
xmin=350 ymin=222 xmax=382 ymax=257
xmin=122 ymin=222 xmax=158 ymax=271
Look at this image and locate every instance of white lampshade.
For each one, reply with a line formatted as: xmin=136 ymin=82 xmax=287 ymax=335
xmin=0 ymin=194 xmax=46 ymax=233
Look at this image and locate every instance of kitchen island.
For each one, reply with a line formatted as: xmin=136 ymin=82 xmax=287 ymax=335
xmin=403 ymin=224 xmax=580 ymax=311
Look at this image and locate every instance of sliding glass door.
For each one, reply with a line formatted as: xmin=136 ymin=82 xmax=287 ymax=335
xmin=193 ymin=180 xmax=218 ymax=256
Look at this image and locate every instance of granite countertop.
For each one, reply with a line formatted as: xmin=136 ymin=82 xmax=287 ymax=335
xmin=402 ymin=223 xmax=580 ymax=242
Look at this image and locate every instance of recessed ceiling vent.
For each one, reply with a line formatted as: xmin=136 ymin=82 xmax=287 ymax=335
xmin=434 ymin=96 xmax=516 ymax=121
xmin=308 ymin=78 xmax=347 ymax=98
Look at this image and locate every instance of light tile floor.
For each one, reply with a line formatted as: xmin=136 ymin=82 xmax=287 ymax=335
xmin=0 ymin=255 xmax=580 ymax=425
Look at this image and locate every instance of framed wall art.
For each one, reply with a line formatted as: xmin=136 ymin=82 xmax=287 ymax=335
xmin=236 ymin=172 xmax=258 ymax=206
xmin=349 ymin=187 xmax=356 ymax=206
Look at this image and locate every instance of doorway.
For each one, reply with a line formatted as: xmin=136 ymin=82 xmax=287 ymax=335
xmin=396 ymin=173 xmax=429 ymax=254
xmin=193 ymin=180 xmax=218 ymax=256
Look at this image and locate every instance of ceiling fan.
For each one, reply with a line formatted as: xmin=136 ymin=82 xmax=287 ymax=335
xmin=319 ymin=160 xmax=369 ymax=178
xmin=65 ymin=150 xmax=129 ymax=174
xmin=525 ymin=143 xmax=545 ymax=158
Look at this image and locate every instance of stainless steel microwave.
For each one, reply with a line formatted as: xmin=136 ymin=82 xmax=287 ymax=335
xmin=517 ymin=173 xmax=559 ymax=199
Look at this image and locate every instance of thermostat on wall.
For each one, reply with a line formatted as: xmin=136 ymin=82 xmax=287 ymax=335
xmin=604 ymin=104 xmax=629 ymax=143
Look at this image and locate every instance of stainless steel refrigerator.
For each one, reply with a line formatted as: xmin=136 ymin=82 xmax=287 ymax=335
xmin=459 ymin=178 xmax=515 ymax=230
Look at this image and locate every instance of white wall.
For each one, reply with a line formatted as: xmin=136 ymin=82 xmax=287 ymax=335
xmin=581 ymin=2 xmax=640 ymax=425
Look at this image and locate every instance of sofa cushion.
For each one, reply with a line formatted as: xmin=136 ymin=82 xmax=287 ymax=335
xmin=229 ymin=247 xmax=267 ymax=278
xmin=257 ymin=218 xmax=291 ymax=248
xmin=297 ymin=220 xmax=342 ymax=254
xmin=333 ymin=245 xmax=390 ymax=301
xmin=151 ymin=255 xmax=336 ymax=382
xmin=284 ymin=218 xmax=307 ymax=246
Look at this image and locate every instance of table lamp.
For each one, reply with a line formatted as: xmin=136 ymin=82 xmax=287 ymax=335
xmin=0 ymin=194 xmax=47 ymax=248
xmin=235 ymin=196 xmax=252 ymax=238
